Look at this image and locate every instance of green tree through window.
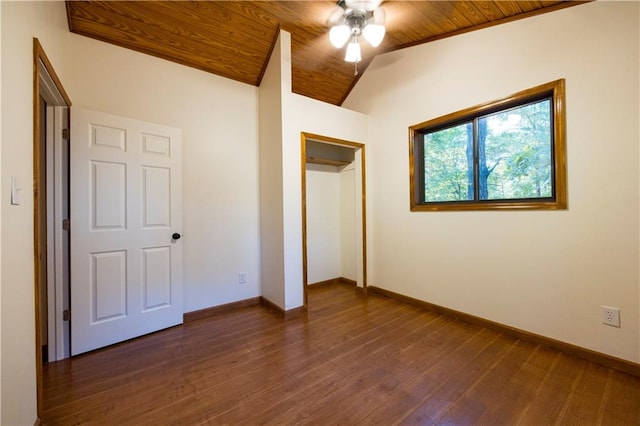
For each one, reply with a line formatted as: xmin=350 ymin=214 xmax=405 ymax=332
xmin=423 ymin=122 xmax=473 ymax=202
xmin=410 ymin=80 xmax=566 ymax=211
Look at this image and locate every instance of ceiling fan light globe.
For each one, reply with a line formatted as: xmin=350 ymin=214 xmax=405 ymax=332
xmin=330 ymin=25 xmax=351 ymax=48
xmin=345 ymin=40 xmax=362 ymax=63
xmin=363 ymin=24 xmax=385 ymax=47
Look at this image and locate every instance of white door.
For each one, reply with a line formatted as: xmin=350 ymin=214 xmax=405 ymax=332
xmin=70 ymin=107 xmax=183 ymax=355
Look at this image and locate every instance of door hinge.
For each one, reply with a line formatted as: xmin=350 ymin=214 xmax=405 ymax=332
xmin=62 ymin=218 xmax=70 ymax=231
xmin=62 ymin=128 xmax=70 ymax=140
xmin=63 ymin=309 xmax=71 ymax=321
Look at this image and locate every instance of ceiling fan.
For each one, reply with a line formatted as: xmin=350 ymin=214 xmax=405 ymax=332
xmin=326 ymin=0 xmax=386 ymax=74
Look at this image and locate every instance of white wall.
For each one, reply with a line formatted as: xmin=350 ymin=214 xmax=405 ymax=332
xmin=306 ymin=164 xmax=341 ymax=283
xmin=1 ymin=2 xmax=71 ymax=424
xmin=0 ymin=2 xmax=3 ymax=422
xmin=345 ymin=1 xmax=640 ymax=362
xmin=340 ymin=165 xmax=357 ymax=281
xmin=259 ymin=33 xmax=286 ymax=308
xmin=66 ymin=35 xmax=262 ymax=313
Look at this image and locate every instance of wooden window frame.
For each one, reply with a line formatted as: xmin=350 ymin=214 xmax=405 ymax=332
xmin=409 ymin=79 xmax=567 ymax=211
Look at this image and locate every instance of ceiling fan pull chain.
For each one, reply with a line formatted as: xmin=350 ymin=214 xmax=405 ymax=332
xmin=354 ymin=62 xmax=359 ymax=76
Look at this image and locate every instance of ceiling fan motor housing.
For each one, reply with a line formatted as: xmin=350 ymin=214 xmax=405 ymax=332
xmin=344 ymin=0 xmax=382 ymax=12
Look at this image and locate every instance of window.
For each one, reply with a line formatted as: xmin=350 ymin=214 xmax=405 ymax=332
xmin=409 ymin=79 xmax=567 ymax=211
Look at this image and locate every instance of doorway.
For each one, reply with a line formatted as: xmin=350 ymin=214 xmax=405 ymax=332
xmin=34 ymin=38 xmax=72 ymax=417
xmin=301 ymin=132 xmax=367 ymax=307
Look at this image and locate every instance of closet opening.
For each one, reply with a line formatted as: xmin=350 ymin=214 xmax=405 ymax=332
xmin=301 ymin=133 xmax=367 ymax=307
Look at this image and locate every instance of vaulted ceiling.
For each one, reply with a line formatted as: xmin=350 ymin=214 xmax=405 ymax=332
xmin=66 ymin=1 xmax=585 ymax=106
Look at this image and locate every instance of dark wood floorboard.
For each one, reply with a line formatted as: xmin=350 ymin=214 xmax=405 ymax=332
xmin=42 ymin=282 xmax=640 ymax=425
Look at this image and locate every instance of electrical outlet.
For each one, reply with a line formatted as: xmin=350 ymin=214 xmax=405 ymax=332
xmin=602 ymin=306 xmax=620 ymax=327
xmin=238 ymin=272 xmax=247 ymax=285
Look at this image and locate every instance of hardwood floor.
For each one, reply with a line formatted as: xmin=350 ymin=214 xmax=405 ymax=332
xmin=43 ymin=282 xmax=640 ymax=425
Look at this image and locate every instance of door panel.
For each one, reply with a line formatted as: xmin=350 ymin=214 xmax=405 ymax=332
xmin=91 ymin=250 xmax=127 ymax=322
xmin=91 ymin=161 xmax=126 ymax=229
xmin=71 ymin=107 xmax=183 ymax=355
xmin=142 ymin=166 xmax=171 ymax=227
xmin=142 ymin=247 xmax=171 ymax=310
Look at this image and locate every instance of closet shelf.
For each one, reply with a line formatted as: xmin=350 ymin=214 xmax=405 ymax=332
xmin=306 ymin=156 xmax=350 ymax=167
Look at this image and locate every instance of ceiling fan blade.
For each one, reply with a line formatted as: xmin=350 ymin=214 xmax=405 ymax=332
xmin=326 ymin=5 xmax=345 ymax=25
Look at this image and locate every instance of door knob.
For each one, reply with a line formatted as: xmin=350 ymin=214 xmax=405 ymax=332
xmin=172 ymin=233 xmax=181 ymax=240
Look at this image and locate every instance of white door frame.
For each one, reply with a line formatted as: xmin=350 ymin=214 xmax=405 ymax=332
xmin=45 ymin=105 xmax=70 ymax=361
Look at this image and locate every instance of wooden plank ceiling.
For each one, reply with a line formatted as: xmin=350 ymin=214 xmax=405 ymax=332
xmin=66 ymin=1 xmax=584 ymax=106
